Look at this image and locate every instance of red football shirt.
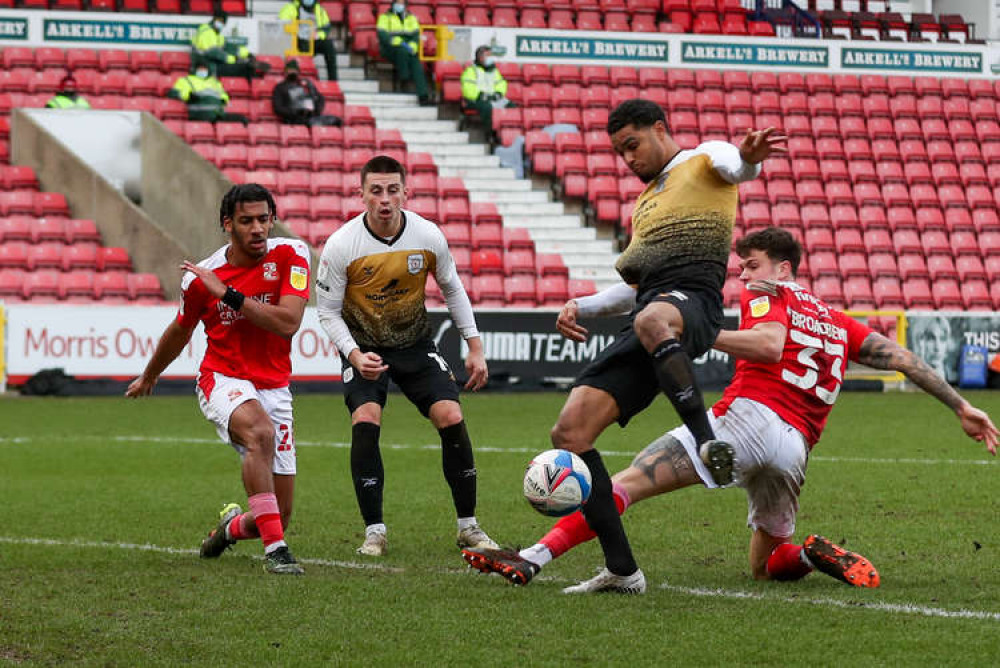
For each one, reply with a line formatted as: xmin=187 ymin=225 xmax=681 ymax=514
xmin=178 ymin=238 xmax=311 ymax=389
xmin=714 ymin=281 xmax=874 ymax=447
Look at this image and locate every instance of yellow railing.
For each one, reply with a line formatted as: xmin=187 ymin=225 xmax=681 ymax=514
xmin=283 ymin=19 xmax=316 ymax=58
xmin=418 ymin=24 xmax=455 ymax=62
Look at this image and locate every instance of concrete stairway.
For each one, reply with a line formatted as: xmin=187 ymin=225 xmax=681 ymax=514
xmin=249 ymin=5 xmax=622 ymax=288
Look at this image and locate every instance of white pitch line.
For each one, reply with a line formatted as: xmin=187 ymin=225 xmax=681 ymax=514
xmin=2 ymin=435 xmax=996 ymax=466
xmin=2 ymin=535 xmax=997 ymax=622
xmin=660 ymin=584 xmax=1000 ymax=622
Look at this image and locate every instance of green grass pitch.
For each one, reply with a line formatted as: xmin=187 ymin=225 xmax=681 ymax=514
xmin=1 ymin=390 xmax=998 ymax=665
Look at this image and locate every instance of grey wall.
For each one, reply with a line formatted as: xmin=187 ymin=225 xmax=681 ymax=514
xmin=139 ymin=114 xmax=233 ymax=264
xmin=138 ymin=115 xmax=311 ymax=298
xmin=11 ymin=109 xmax=191 ymax=300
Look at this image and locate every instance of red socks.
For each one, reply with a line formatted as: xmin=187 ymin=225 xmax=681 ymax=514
xmin=541 ymin=482 xmax=631 ymax=558
xmin=227 ymin=512 xmax=257 ymax=541
xmin=248 ymin=492 xmax=285 ymax=551
xmin=766 ymin=542 xmax=813 ymax=581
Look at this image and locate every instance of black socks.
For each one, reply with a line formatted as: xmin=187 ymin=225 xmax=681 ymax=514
xmin=351 ymin=422 xmax=384 ymax=526
xmin=580 ymin=449 xmax=638 ymax=576
xmin=439 ymin=421 xmax=477 ymax=518
xmin=651 ymin=338 xmax=716 ymax=445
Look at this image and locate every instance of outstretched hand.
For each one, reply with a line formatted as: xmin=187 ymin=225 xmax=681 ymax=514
xmin=957 ymin=403 xmax=998 ymax=455
xmin=739 ymin=127 xmax=788 ymax=164
xmin=181 ymin=261 xmax=226 ymax=299
xmin=556 ymin=300 xmax=588 ymax=342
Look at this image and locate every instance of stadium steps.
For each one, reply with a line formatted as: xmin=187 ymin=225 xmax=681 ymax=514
xmin=335 ymin=80 xmax=621 ymax=288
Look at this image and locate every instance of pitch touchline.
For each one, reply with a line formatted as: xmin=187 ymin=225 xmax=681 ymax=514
xmin=660 ymin=584 xmax=1000 ymax=622
xmin=1 ymin=435 xmax=996 ymax=466
xmin=1 ymin=535 xmax=997 ymax=622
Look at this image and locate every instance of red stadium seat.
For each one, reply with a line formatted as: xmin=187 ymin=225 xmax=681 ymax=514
xmin=867 ymin=252 xmax=897 ymax=280
xmin=281 ymin=147 xmax=313 ymax=171
xmin=96 ymin=247 xmax=132 ymax=272
xmin=1 ymin=166 xmax=38 ymax=191
xmin=503 ymin=250 xmax=536 ymax=276
xmin=503 ymin=275 xmax=536 ymax=306
xmin=58 ymin=270 xmax=97 ymax=301
xmin=536 ymin=276 xmax=569 ymax=305
xmin=502 ymin=227 xmax=534 ymax=254
xmin=128 ymin=273 xmax=163 ymax=301
xmin=921 ymin=229 xmax=950 ymax=257
xmin=470 ymin=249 xmax=503 ymax=276
xmin=873 ymin=278 xmax=904 ymax=309
xmin=274 ymin=171 xmax=308 ymax=195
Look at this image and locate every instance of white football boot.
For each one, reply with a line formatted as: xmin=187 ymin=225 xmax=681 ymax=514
xmin=456 ymin=523 xmax=499 ymax=550
xmin=357 ymin=528 xmax=388 ymax=557
xmin=562 ymin=567 xmax=647 ymax=594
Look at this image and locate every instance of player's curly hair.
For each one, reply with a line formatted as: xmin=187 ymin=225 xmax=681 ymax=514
xmin=361 ymin=155 xmax=407 ymax=186
xmin=607 ymin=98 xmax=669 ymax=136
xmin=734 ymin=226 xmax=802 ymax=277
xmin=219 ymin=183 xmax=276 ymax=228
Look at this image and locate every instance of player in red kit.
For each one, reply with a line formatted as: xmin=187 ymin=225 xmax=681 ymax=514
xmin=127 ymin=184 xmax=311 ymax=575
xmin=464 ymin=227 xmax=997 ymax=590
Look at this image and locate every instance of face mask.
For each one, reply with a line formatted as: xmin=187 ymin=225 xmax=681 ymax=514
xmin=213 ymin=20 xmax=224 ymax=31
xmin=195 ymin=69 xmax=210 ymax=78
xmin=392 ymin=2 xmax=405 ymax=13
xmin=301 ymin=0 xmax=314 ymax=7
xmin=484 ymin=56 xmax=496 ymax=67
xmin=64 ymin=89 xmax=77 ymax=96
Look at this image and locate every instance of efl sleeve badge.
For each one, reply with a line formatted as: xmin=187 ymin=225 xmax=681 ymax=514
xmin=290 ymin=265 xmax=308 ymax=291
xmin=749 ymin=295 xmax=770 ymax=318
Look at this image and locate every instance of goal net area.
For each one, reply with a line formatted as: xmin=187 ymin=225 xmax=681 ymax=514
xmin=844 ymin=309 xmax=907 ymax=386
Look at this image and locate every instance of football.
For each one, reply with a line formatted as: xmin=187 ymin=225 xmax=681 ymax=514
xmin=522 ymin=449 xmax=593 ymax=517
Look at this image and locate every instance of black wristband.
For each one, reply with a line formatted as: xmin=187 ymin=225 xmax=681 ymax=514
xmin=222 ymin=286 xmax=245 ymax=311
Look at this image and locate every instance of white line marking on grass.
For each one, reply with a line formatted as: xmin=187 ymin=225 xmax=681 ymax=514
xmin=809 ymin=455 xmax=997 ymax=467
xmin=660 ymin=584 xmax=1000 ymax=622
xmin=0 ymin=536 xmax=406 ymax=573
xmin=0 ymin=535 xmax=196 ymax=556
xmin=3 ymin=535 xmax=998 ymax=622
xmin=7 ymin=435 xmax=996 ymax=467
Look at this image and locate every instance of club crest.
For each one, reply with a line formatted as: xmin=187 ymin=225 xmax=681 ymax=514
xmin=407 ymin=253 xmax=424 ymax=275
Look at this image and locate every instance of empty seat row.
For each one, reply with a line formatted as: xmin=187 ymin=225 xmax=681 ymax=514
xmin=722 ymin=273 xmax=997 ymax=311
xmin=0 ymin=242 xmax=131 ymax=272
xmin=0 ymin=191 xmax=69 ymax=217
xmin=436 ymin=61 xmax=1000 ymax=100
xmin=200 ymin=145 xmax=432 ymax=174
xmin=1 ymin=48 xmax=313 ymax=77
xmin=175 ymin=122 xmax=397 ymax=150
xmin=440 ymin=274 xmax=593 ymax=308
xmin=0 ymin=217 xmax=101 ymax=244
xmin=0 ymin=268 xmax=163 ymax=302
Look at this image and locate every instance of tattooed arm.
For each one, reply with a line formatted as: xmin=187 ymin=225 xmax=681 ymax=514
xmin=857 ymin=332 xmax=998 ymax=454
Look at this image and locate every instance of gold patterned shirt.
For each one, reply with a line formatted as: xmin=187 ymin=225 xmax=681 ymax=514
xmin=616 ymin=141 xmax=760 ymax=293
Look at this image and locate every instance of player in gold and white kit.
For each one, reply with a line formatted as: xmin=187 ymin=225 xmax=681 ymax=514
xmin=316 ymin=155 xmax=497 ymax=557
xmin=521 ymin=99 xmax=785 ymax=593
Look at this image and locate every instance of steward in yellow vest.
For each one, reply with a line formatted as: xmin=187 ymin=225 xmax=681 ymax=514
xmin=168 ymin=66 xmax=248 ymax=125
xmin=376 ymin=1 xmax=430 ymax=104
xmin=191 ymin=11 xmax=269 ymax=80
xmin=460 ymin=46 xmax=513 ymax=133
xmin=279 ymin=0 xmax=338 ymax=81
xmin=46 ymin=75 xmax=90 ymax=109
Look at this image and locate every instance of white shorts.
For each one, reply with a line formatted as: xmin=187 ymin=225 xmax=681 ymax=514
xmin=196 ymin=372 xmax=297 ymax=476
xmin=673 ymin=397 xmax=808 ymax=538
